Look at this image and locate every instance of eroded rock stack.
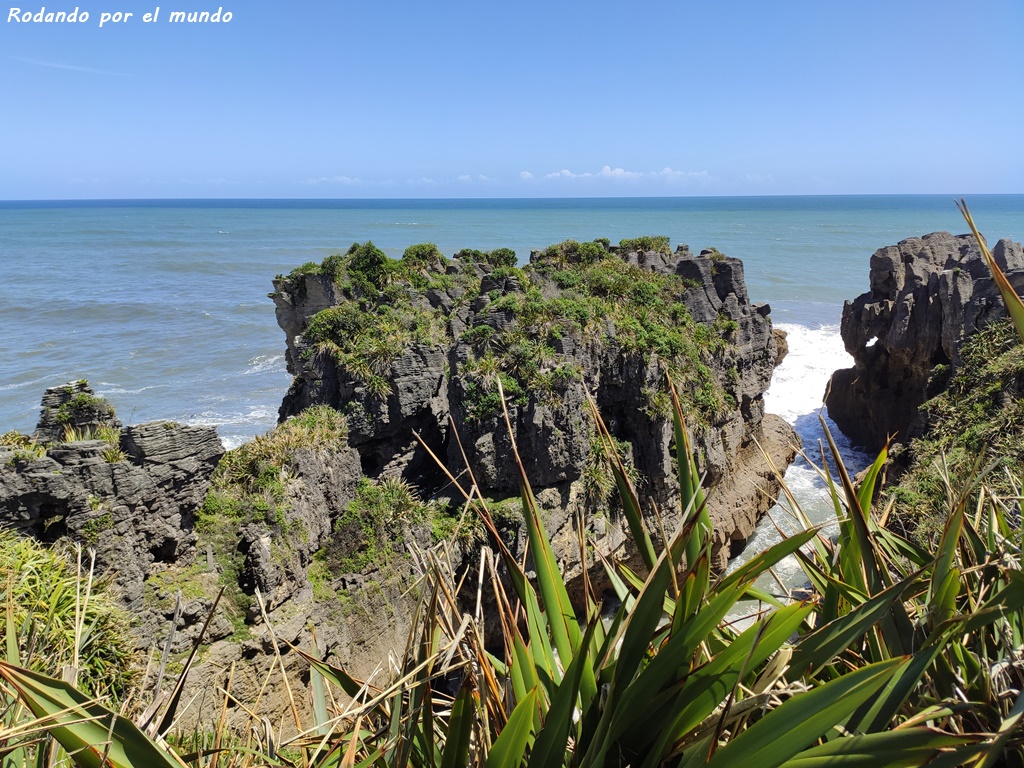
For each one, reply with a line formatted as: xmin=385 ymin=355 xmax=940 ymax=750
xmin=826 ymin=232 xmax=1024 ymax=450
xmin=0 ymin=239 xmax=801 ymax=731
xmin=272 ymin=240 xmax=798 ymax=571
xmin=0 ymin=383 xmax=224 ymax=644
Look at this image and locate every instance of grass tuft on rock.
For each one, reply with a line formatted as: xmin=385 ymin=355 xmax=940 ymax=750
xmin=888 ymin=317 xmax=1024 ymax=542
xmin=0 ymin=531 xmax=141 ymax=700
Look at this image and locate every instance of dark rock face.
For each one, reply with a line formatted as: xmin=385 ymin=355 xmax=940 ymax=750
xmin=0 ymin=386 xmax=224 ymax=644
xmin=272 ymin=244 xmax=798 ymax=569
xmin=236 ymin=442 xmax=364 ymax=609
xmin=826 ymin=232 xmax=1024 ymax=451
xmin=33 ymin=380 xmax=121 ymax=443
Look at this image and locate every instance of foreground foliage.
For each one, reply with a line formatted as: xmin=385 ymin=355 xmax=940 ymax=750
xmin=888 ymin=318 xmax=1024 ymax=540
xmin=3 ymin=372 xmax=1022 ymax=766
xmin=0 ymin=533 xmax=139 ymax=700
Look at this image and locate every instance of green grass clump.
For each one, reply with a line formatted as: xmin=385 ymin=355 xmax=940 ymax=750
xmin=541 ymin=238 xmax=608 ymax=264
xmin=0 ymin=530 xmax=140 ymax=700
xmin=61 ymin=424 xmax=127 ymax=463
xmin=321 ymin=477 xmax=480 ymax=575
xmin=54 ymin=389 xmax=115 ymax=426
xmin=214 ymin=404 xmax=348 ymax=497
xmin=292 ymin=242 xmax=478 ymax=396
xmin=454 ymin=247 xmax=518 ymax=268
xmin=1 ymin=431 xmax=46 ymax=464
xmin=888 ymin=318 xmax=1024 ymax=541
xmin=463 ymin=240 xmax=733 ymax=422
xmin=304 ymin=301 xmax=448 ymax=398
xmin=618 ymin=234 xmax=671 ymax=254
xmin=401 ymin=242 xmax=447 ymax=271
xmin=201 ymin=404 xmax=347 ymax=521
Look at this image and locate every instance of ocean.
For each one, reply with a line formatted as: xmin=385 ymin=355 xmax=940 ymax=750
xmin=2 ymin=195 xmax=1023 ymax=574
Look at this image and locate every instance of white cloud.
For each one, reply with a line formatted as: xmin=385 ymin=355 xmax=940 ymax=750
xmin=519 ymin=171 xmax=534 ymax=180
xmin=303 ymin=175 xmax=361 ymax=185
xmin=9 ymin=55 xmax=131 ymax=77
xmin=659 ymin=168 xmax=710 ymax=179
xmin=598 ymin=165 xmax=642 ymax=178
xmin=456 ymin=174 xmax=473 ymax=182
xmin=546 ymin=169 xmax=582 ymax=178
xmin=540 ymin=165 xmax=710 ymax=182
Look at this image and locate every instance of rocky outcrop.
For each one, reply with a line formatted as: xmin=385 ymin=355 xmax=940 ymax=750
xmin=33 ymin=379 xmax=121 ymax=443
xmin=0 ymin=383 xmax=224 ymax=645
xmin=236 ymin=442 xmax=363 ymax=609
xmin=272 ymin=241 xmax=798 ymax=570
xmin=826 ymin=232 xmax=1024 ymax=451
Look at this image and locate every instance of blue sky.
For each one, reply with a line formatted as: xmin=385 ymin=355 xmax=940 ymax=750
xmin=2 ymin=0 xmax=1021 ymax=198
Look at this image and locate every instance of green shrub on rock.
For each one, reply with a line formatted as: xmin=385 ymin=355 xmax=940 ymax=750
xmin=402 ymin=242 xmax=446 ymax=271
xmin=0 ymin=531 xmax=140 ymax=700
xmin=454 ymin=247 xmax=518 ymax=268
xmin=619 ymin=234 xmax=671 ymax=254
xmin=889 ymin=318 xmax=1024 ymax=541
xmin=346 ymin=241 xmax=395 ymax=289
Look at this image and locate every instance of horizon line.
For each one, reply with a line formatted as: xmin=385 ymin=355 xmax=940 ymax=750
xmin=2 ymin=192 xmax=1022 ymax=204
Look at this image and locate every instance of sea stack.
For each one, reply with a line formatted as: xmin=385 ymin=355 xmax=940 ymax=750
xmin=271 ymin=238 xmax=799 ymax=573
xmin=826 ymin=231 xmax=1024 ymax=451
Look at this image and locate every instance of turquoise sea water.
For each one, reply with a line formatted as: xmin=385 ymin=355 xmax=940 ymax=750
xmin=1 ymin=195 xmax=1022 ymax=453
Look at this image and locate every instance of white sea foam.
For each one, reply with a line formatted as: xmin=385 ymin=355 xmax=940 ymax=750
xmin=0 ymin=378 xmax=46 ymax=392
xmin=244 ymin=354 xmax=286 ymax=375
xmin=219 ymin=435 xmax=247 ymax=451
xmin=95 ymin=384 xmax=159 ymax=395
xmin=183 ymin=404 xmax=278 ymax=451
xmin=764 ymin=323 xmax=847 ymax=422
xmin=726 ymin=323 xmax=873 ymax=601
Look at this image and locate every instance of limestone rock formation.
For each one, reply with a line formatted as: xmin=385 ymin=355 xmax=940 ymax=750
xmin=33 ymin=379 xmax=121 ymax=443
xmin=826 ymin=232 xmax=1024 ymax=451
xmin=272 ymin=240 xmax=798 ymax=570
xmin=0 ymin=238 xmax=801 ymax=730
xmin=0 ymin=383 xmax=224 ymax=645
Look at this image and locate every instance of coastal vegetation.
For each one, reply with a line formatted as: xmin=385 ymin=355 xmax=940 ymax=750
xmin=52 ymin=388 xmax=114 ymax=428
xmin=0 ymin=531 xmax=139 ymax=699
xmin=0 ymin=431 xmax=46 ymax=464
xmin=888 ymin=318 xmax=1024 ymax=541
xmin=326 ymin=476 xmax=474 ymax=574
xmin=2 ymin=372 xmax=1022 ymax=766
xmin=196 ymin=404 xmax=350 ymax=621
xmin=1 ymin=422 xmax=126 ymax=465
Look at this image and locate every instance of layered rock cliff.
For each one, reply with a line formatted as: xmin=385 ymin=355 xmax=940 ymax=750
xmin=0 ymin=381 xmax=225 ymax=645
xmin=826 ymin=231 xmax=1024 ymax=451
xmin=271 ymin=238 xmax=798 ymax=571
